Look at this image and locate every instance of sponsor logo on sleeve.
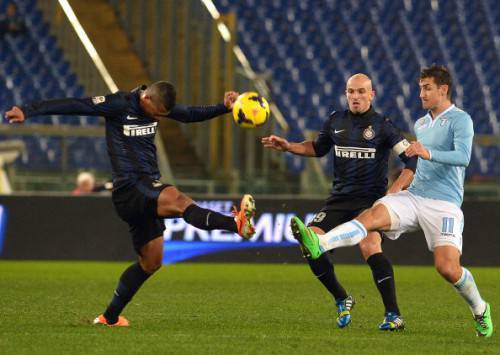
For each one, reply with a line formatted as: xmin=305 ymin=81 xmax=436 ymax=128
xmin=92 ymin=96 xmax=106 ymax=105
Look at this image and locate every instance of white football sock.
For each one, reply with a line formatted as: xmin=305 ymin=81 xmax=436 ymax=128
xmin=453 ymin=267 xmax=486 ymax=316
xmin=318 ymin=219 xmax=368 ymax=251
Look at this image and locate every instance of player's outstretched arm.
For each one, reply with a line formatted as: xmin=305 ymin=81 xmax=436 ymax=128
xmin=261 ymin=135 xmax=316 ymax=156
xmin=167 ymin=91 xmax=239 ymax=123
xmin=5 ymin=95 xmax=126 ymax=123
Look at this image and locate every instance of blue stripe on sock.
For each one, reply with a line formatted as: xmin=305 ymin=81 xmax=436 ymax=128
xmin=327 ymin=220 xmax=367 ymax=244
xmin=351 ymin=220 xmax=367 ymax=236
xmin=454 ymin=268 xmax=468 ymax=289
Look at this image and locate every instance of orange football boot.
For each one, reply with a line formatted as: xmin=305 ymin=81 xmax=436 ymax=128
xmin=232 ymin=194 xmax=256 ymax=239
xmin=93 ymin=314 xmax=130 ymax=327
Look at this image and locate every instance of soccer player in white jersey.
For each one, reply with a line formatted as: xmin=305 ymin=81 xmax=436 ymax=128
xmin=292 ymin=65 xmax=493 ymax=337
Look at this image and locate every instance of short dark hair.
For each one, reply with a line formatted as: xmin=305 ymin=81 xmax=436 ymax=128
xmin=149 ymin=81 xmax=176 ymax=112
xmin=420 ymin=65 xmax=453 ymax=99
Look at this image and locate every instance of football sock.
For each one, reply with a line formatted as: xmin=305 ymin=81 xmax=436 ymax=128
xmin=308 ymin=253 xmax=348 ymax=301
xmin=367 ymin=253 xmax=400 ymax=315
xmin=453 ymin=267 xmax=486 ymax=316
xmin=319 ymin=220 xmax=368 ymax=251
xmin=183 ymin=204 xmax=238 ymax=233
xmin=103 ymin=262 xmax=151 ymax=324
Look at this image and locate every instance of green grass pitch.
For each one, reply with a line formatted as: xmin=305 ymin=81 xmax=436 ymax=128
xmin=0 ymin=261 xmax=498 ymax=354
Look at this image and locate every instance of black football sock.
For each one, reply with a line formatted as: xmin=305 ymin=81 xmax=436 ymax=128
xmin=103 ymin=262 xmax=151 ymax=324
xmin=183 ymin=204 xmax=238 ymax=233
xmin=367 ymin=252 xmax=400 ymax=315
xmin=308 ymin=253 xmax=348 ymax=301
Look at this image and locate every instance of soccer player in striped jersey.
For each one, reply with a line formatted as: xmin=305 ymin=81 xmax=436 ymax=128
xmin=294 ymin=65 xmax=493 ymax=337
xmin=262 ymin=73 xmax=417 ymax=330
xmin=5 ymin=82 xmax=256 ymax=326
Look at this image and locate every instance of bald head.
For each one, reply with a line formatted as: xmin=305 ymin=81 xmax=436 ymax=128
xmin=346 ymin=73 xmax=375 ymax=114
xmin=347 ymin=73 xmax=373 ymax=90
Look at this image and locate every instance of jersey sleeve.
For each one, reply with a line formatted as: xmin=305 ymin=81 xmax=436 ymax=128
xmin=312 ymin=117 xmax=334 ymax=157
xmin=429 ymin=114 xmax=474 ymax=167
xmin=383 ymin=118 xmax=417 ymax=172
xmin=167 ymin=103 xmax=230 ymax=123
xmin=21 ymin=93 xmax=128 ymax=118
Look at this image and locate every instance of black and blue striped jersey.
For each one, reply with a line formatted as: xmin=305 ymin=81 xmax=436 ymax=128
xmin=312 ymin=107 xmax=416 ymax=204
xmin=21 ymin=85 xmax=229 ymax=185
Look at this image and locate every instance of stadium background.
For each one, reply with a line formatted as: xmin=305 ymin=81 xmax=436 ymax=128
xmin=0 ymin=0 xmax=497 ymax=263
xmin=0 ymin=1 xmax=499 ymax=353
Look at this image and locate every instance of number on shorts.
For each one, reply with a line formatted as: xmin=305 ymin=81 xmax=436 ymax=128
xmin=312 ymin=212 xmax=326 ymax=223
xmin=441 ymin=217 xmax=454 ymax=234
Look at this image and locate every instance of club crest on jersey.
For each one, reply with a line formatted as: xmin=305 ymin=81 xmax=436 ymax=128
xmin=363 ymin=125 xmax=375 ymax=140
xmin=416 ymin=117 xmax=428 ymax=130
xmin=123 ymin=122 xmax=157 ymax=137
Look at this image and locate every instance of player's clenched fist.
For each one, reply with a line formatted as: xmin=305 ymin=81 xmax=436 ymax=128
xmin=223 ymin=91 xmax=239 ymax=110
xmin=261 ymin=135 xmax=290 ymax=152
xmin=5 ymin=106 xmax=25 ymax=124
xmin=405 ymin=141 xmax=430 ymax=160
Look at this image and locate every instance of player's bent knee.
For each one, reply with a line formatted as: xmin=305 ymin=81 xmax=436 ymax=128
xmin=157 ymin=187 xmax=194 ymax=216
xmin=358 ymin=232 xmax=382 ymax=259
xmin=435 ymin=263 xmax=461 ymax=283
xmin=175 ymin=193 xmax=194 ymax=213
xmin=359 ymin=241 xmax=381 ymax=259
xmin=140 ymin=257 xmax=162 ymax=274
xmin=139 ymin=237 xmax=164 ymax=273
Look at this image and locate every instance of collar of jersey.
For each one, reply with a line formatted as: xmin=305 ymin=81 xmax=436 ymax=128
xmin=426 ymin=104 xmax=455 ymax=127
xmin=348 ymin=106 xmax=374 ymax=118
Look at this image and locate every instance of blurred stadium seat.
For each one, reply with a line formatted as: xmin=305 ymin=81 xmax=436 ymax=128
xmin=215 ymin=0 xmax=499 ymax=177
xmin=0 ymin=0 xmax=497 ymax=178
xmin=0 ymin=0 xmax=108 ymax=171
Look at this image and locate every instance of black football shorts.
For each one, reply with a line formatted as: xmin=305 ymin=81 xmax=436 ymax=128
xmin=308 ymin=197 xmax=384 ymax=240
xmin=112 ymin=176 xmax=172 ymax=254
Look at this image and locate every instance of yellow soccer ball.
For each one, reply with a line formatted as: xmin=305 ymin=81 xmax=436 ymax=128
xmin=232 ymin=92 xmax=270 ymax=128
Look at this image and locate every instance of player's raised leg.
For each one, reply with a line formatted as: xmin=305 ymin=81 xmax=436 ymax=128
xmin=317 ymin=204 xmax=392 ymax=252
xmin=293 ymin=204 xmax=391 ymax=257
xmin=158 ymin=186 xmax=256 ymax=239
xmin=434 ymin=246 xmax=493 ymax=337
xmin=96 ymin=185 xmax=256 ymax=326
